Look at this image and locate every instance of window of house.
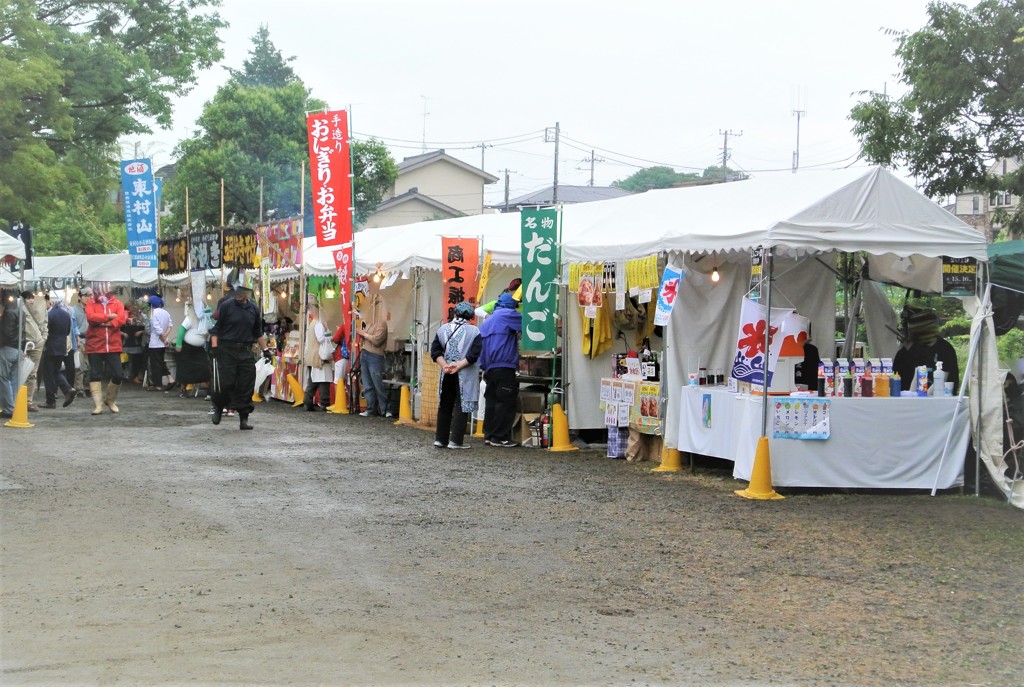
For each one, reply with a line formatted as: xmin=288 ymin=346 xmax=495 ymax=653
xmin=972 ymin=196 xmax=980 ymax=213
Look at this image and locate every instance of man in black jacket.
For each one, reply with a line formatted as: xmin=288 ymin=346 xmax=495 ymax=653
xmin=208 ymin=281 xmax=269 ymax=430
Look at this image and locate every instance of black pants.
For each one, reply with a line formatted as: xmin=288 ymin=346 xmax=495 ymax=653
xmin=483 ymin=367 xmax=518 ymax=443
xmin=304 ymin=367 xmax=330 ymax=410
xmin=89 ymin=352 xmax=124 ymax=384
xmin=210 ymin=344 xmax=256 ymax=414
xmin=41 ymin=353 xmax=73 ymax=404
xmin=435 ymin=372 xmax=467 ymax=446
xmin=148 ymin=347 xmax=171 ymax=386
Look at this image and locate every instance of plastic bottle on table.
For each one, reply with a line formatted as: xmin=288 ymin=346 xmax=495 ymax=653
xmin=931 ymin=361 xmax=947 ymax=397
xmin=875 ymin=372 xmax=889 ymax=398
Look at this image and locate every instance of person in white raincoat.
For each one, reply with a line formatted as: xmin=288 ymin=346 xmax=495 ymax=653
xmin=302 ymin=301 xmax=334 ymax=411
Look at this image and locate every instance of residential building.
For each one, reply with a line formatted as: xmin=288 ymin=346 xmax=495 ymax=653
xmin=363 ymin=150 xmax=498 ymax=229
xmin=491 ymin=184 xmax=632 ymax=212
xmin=952 ymin=157 xmax=1020 ymax=240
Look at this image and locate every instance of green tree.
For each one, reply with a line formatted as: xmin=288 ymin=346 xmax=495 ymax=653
xmin=0 ymin=0 xmax=225 ymax=234
xmin=611 ymin=166 xmax=700 ymax=192
xmin=167 ymin=28 xmax=397 ymax=232
xmin=850 ymin=0 xmax=1024 ymax=236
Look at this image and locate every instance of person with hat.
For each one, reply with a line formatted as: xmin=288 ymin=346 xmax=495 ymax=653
xmin=430 ymin=301 xmax=482 ymax=449
xmin=893 ymin=305 xmax=959 ymax=393
xmin=479 ymin=292 xmax=522 ymax=447
xmin=208 ymin=276 xmax=269 ymax=430
xmin=475 ymin=277 xmax=522 ymax=319
xmin=146 ymin=294 xmax=176 ymax=391
xmin=83 ymin=288 xmax=127 ymax=414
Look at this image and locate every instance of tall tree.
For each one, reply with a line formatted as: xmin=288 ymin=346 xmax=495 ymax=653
xmin=850 ymin=0 xmax=1024 ymax=235
xmin=612 ymin=166 xmax=700 ymax=192
xmin=167 ymin=28 xmax=398 ymax=231
xmin=0 ymin=0 xmax=225 ymax=231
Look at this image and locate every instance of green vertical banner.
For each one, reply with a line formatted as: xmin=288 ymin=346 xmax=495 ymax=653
xmin=520 ymin=208 xmax=559 ymax=351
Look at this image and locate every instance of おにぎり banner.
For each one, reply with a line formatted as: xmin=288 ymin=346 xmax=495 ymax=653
xmin=441 ymin=237 xmax=480 ymax=321
xmin=306 ymin=110 xmax=352 ymax=248
xmin=520 ymin=208 xmax=558 ymax=351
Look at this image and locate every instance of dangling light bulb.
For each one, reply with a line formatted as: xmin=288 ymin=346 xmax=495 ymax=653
xmin=324 ymin=288 xmax=336 ymax=299
xmin=711 ymin=267 xmax=720 ymax=283
xmin=206 ymin=292 xmax=212 ymax=300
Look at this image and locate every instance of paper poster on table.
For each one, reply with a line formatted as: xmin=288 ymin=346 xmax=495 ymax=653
xmin=701 ymin=393 xmax=712 ymax=429
xmin=653 ymin=264 xmax=683 ymax=326
xmin=773 ymin=398 xmax=830 ymax=439
xmin=520 ymin=208 xmax=558 ymax=350
xmin=617 ymin=401 xmax=630 ymax=427
xmin=604 ymin=401 xmax=618 ymax=427
xmin=730 ymin=297 xmax=794 ymax=387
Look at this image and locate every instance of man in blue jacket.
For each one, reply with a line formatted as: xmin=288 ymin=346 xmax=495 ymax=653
xmin=478 ymin=293 xmax=522 ymax=447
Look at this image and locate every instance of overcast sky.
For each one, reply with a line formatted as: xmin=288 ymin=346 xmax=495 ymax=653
xmin=145 ymin=0 xmax=936 ymax=205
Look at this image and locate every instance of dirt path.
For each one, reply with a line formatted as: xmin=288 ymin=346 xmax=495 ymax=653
xmin=1 ymin=386 xmax=1021 ymax=686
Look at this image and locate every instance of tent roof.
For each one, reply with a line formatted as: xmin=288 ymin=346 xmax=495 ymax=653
xmin=989 ymin=240 xmax=1024 ymax=293
xmin=560 ymin=166 xmax=988 ymax=262
xmin=0 ymin=231 xmax=26 ymax=261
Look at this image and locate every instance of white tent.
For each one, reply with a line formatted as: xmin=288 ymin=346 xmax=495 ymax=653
xmin=0 ymin=232 xmax=26 ymax=261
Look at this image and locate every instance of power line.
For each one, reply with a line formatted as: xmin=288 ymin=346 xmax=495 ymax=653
xmin=354 ymin=129 xmax=544 ymax=146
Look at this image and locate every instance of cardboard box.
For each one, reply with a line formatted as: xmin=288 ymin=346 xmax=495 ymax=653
xmin=520 ymin=392 xmax=545 ymax=414
xmin=515 ymin=413 xmax=542 ymax=447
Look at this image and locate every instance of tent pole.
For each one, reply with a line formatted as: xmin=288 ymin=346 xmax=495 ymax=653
xmin=931 ymin=283 xmax=991 ymax=496
xmin=760 ymin=247 xmax=774 ymax=437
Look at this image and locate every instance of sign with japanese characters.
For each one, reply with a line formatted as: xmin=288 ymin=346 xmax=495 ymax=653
xmin=257 ymin=219 xmax=303 ymax=269
xmin=730 ymin=297 xmax=794 ymax=387
xmin=941 ymin=256 xmax=978 ymax=297
xmin=520 ymin=208 xmax=558 ymax=351
xmin=158 ymin=237 xmax=188 ymax=274
xmin=120 ymin=159 xmax=158 ymax=268
xmin=306 ymin=110 xmax=352 ymax=248
xmin=332 ymin=243 xmax=354 ymax=333
xmin=189 ymin=230 xmax=222 ymax=271
xmin=223 ymin=227 xmax=258 ymax=269
xmin=773 ymin=398 xmax=830 ymax=440
xmin=441 ymin=236 xmax=480 ymax=321
xmin=653 ymin=263 xmax=683 ymax=326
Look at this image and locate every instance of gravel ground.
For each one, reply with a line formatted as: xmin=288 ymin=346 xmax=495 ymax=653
xmin=1 ymin=384 xmax=1022 ymax=687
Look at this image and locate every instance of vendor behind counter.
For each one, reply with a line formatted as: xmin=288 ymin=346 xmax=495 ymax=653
xmin=892 ymin=306 xmax=959 ymax=393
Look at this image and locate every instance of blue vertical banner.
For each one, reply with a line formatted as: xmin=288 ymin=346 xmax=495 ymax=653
xmin=120 ymin=158 xmax=158 ymax=268
xmin=520 ymin=207 xmax=559 ymax=351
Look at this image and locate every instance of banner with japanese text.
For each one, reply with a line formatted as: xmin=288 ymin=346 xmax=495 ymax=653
xmin=120 ymin=159 xmax=158 ymax=268
xmin=223 ymin=227 xmax=258 ymax=269
xmin=520 ymin=208 xmax=558 ymax=350
xmin=441 ymin=236 xmax=479 ymax=322
xmin=257 ymin=219 xmax=302 ymax=269
xmin=306 ymin=110 xmax=352 ymax=248
xmin=653 ymin=263 xmax=683 ymax=326
xmin=332 ymin=243 xmax=354 ymax=335
xmin=730 ymin=297 xmax=794 ymax=387
xmin=941 ymin=256 xmax=977 ymax=297
xmin=158 ymin=237 xmax=188 ymax=274
xmin=189 ymin=230 xmax=222 ymax=271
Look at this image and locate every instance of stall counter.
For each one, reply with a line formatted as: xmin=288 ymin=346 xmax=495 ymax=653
xmin=677 ymin=386 xmax=968 ymax=489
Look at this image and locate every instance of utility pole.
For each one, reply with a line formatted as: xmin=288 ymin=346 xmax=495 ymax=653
xmin=546 ymin=122 xmax=560 ymax=204
xmin=420 ymin=95 xmax=430 ymax=152
xmin=579 ymin=150 xmax=605 ymax=186
xmin=499 ymin=168 xmax=517 ymax=212
xmin=719 ymin=129 xmax=742 ymax=179
xmin=476 ymin=143 xmax=492 ymax=171
xmin=792 ymin=109 xmax=805 ymax=173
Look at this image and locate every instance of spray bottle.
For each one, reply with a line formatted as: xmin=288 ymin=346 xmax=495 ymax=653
xmin=931 ymin=361 xmax=947 ymax=397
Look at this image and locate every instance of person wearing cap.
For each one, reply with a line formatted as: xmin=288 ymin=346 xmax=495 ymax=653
xmin=479 ymin=292 xmax=522 ymax=447
xmin=475 ymin=277 xmax=522 ymax=319
xmin=893 ymin=305 xmax=959 ymax=393
xmin=146 ymin=295 xmax=176 ymax=391
xmin=83 ymin=288 xmax=127 ymax=414
xmin=19 ymin=290 xmax=47 ymax=412
xmin=430 ymin=301 xmax=481 ymax=449
xmin=208 ymin=278 xmax=269 ymax=430
xmin=40 ymin=293 xmax=77 ymax=409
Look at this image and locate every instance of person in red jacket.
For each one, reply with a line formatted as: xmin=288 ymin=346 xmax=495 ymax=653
xmin=82 ymin=288 xmax=127 ymax=415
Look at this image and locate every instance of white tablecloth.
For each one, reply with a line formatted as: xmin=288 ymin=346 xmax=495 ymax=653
xmin=676 ymin=386 xmax=968 ymax=489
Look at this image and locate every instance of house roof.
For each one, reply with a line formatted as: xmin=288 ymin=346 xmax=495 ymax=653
xmin=373 ymin=188 xmax=464 ymax=217
xmin=398 ymin=149 xmax=499 ymax=184
xmin=495 ymin=185 xmax=632 ymax=209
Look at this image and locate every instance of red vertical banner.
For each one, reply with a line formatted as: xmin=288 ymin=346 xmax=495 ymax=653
xmin=306 ymin=110 xmax=352 ymax=247
xmin=332 ymin=243 xmax=354 ymax=332
xmin=441 ymin=237 xmax=480 ymax=321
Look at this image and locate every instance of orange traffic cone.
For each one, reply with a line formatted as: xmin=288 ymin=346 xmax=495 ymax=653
xmin=735 ymin=436 xmax=784 ymax=500
xmin=396 ymin=385 xmax=413 ymax=425
xmin=328 ymin=382 xmax=349 ymax=414
xmin=652 ymin=446 xmax=683 ymax=472
xmin=4 ymin=386 xmax=34 ymax=428
xmin=547 ymin=403 xmax=578 ymax=452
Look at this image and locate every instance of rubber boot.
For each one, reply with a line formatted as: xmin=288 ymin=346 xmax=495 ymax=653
xmin=90 ymin=382 xmax=104 ymax=415
xmin=104 ymin=382 xmax=120 ymax=413
xmin=239 ymin=412 xmax=253 ymax=430
xmin=211 ymin=403 xmax=223 ymax=425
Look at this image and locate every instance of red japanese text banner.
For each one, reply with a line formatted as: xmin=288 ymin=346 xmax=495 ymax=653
xmin=441 ymin=237 xmax=480 ymax=321
xmin=332 ymin=243 xmax=354 ymax=334
xmin=306 ymin=110 xmax=352 ymax=248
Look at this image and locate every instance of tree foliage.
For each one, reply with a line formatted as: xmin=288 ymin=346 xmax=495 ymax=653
xmin=0 ymin=0 xmax=225 ymax=234
xmin=167 ymin=28 xmax=398 ymax=232
xmin=850 ymin=0 xmax=1024 ymax=234
xmin=611 ymin=166 xmax=700 ymax=192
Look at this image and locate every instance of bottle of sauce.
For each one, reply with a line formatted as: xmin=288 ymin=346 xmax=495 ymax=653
xmin=875 ymin=372 xmax=890 ymax=398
